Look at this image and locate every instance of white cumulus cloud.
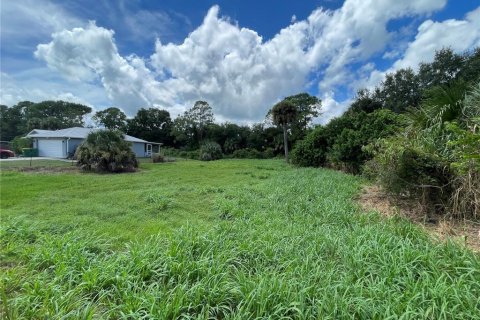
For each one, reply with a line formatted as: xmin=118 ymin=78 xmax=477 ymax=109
xmin=356 ymin=6 xmax=480 ymax=95
xmin=393 ymin=7 xmax=480 ymax=70
xmin=33 ymin=0 xmax=464 ymax=123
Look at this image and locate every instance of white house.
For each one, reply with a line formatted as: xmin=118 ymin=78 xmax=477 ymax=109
xmin=26 ymin=127 xmax=161 ymax=158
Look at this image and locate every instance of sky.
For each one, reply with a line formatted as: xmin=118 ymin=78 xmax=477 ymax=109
xmin=1 ymin=0 xmax=480 ymax=124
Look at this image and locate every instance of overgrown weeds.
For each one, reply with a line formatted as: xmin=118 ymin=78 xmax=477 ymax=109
xmin=1 ymin=162 xmax=479 ymax=318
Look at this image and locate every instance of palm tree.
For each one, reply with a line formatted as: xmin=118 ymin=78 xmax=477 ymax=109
xmin=76 ymin=130 xmax=138 ymax=172
xmin=271 ymin=100 xmax=298 ymax=162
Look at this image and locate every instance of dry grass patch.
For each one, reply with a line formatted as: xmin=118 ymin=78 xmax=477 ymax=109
xmin=359 ymin=185 xmax=480 ymax=252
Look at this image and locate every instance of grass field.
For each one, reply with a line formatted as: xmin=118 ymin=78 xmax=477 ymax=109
xmin=1 ymin=159 xmax=479 ymax=319
xmin=0 ymin=159 xmax=75 ymax=169
xmin=0 ymin=157 xmax=155 ymax=170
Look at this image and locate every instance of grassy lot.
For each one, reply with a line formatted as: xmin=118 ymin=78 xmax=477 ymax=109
xmin=0 ymin=157 xmax=154 ymax=170
xmin=0 ymin=159 xmax=75 ymax=169
xmin=1 ymin=159 xmax=479 ymax=318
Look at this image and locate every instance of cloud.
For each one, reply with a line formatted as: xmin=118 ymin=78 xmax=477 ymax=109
xmin=34 ymin=22 xmax=179 ymax=115
xmin=1 ymin=0 xmax=82 ymax=51
xmin=0 ymin=69 xmax=107 ymax=109
xmin=393 ymin=7 xmax=480 ymax=70
xmin=34 ymin=0 xmax=457 ymax=123
xmin=316 ymin=91 xmax=352 ymax=125
xmin=152 ymin=1 xmax=447 ymax=121
xmin=356 ymin=6 xmax=480 ymax=97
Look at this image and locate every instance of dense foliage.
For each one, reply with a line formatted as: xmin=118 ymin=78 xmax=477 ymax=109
xmin=366 ymin=83 xmax=480 ymax=218
xmin=92 ymin=107 xmax=128 ymax=131
xmin=199 ymin=141 xmax=223 ymax=161
xmin=0 ymin=100 xmax=91 ymax=141
xmin=172 ymin=101 xmax=215 ymax=149
xmin=292 ymin=108 xmax=404 ymax=173
xmin=10 ymin=137 xmax=32 ymax=154
xmin=75 ymin=130 xmax=138 ymax=173
xmin=292 ymin=47 xmax=480 ymax=219
xmin=127 ymin=108 xmax=173 ymax=145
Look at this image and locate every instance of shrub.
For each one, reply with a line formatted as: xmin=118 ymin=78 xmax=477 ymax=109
xmin=366 ymin=81 xmax=480 ymax=218
xmin=329 ymin=110 xmax=405 ymax=173
xmin=291 ymin=109 xmax=404 ymax=172
xmin=365 ymin=139 xmax=453 ymax=213
xmin=199 ymin=141 xmax=223 ymax=161
xmin=151 ymin=153 xmax=165 ymax=163
xmin=232 ymin=148 xmax=264 ymax=159
xmin=11 ymin=136 xmax=32 ymax=154
xmin=262 ymin=147 xmax=275 ymax=159
xmin=75 ymin=130 xmax=138 ymax=173
xmin=179 ymin=150 xmax=200 ymax=160
xmin=159 ymin=147 xmax=199 ymax=160
xmin=291 ymin=126 xmax=329 ymax=167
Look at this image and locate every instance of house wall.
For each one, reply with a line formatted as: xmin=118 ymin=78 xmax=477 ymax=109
xmin=67 ymin=138 xmax=84 ymax=156
xmin=34 ymin=137 xmax=147 ymax=158
xmin=131 ymin=142 xmax=146 ymax=157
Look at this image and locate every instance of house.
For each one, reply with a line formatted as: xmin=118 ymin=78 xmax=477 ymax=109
xmin=26 ymin=127 xmax=161 ymax=158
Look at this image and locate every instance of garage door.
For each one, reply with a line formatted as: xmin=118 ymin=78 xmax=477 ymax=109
xmin=38 ymin=139 xmax=65 ymax=158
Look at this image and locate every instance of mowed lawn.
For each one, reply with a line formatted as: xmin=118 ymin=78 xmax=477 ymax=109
xmin=1 ymin=159 xmax=479 ymax=319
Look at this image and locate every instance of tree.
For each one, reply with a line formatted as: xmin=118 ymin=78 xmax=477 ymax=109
xmin=418 ymin=48 xmax=464 ymax=89
xmin=1 ymin=105 xmax=21 ymax=141
xmin=460 ymin=47 xmax=480 ymax=84
xmin=24 ymin=100 xmax=92 ymax=130
xmin=271 ymin=100 xmax=298 ymax=162
xmin=92 ymin=107 xmax=127 ymax=131
xmin=75 ymin=130 xmax=138 ymax=173
xmin=0 ymin=102 xmax=34 ymax=141
xmin=127 ymin=108 xmax=173 ymax=144
xmin=266 ymin=93 xmax=321 ymax=142
xmin=347 ymin=89 xmax=383 ymax=114
xmin=204 ymin=123 xmax=250 ymax=154
xmin=284 ymin=93 xmax=322 ymax=140
xmin=374 ymin=68 xmax=421 ymax=113
xmin=171 ymin=101 xmax=214 ymax=149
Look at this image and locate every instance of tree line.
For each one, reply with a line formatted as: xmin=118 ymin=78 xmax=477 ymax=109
xmin=0 ymin=93 xmax=320 ymax=158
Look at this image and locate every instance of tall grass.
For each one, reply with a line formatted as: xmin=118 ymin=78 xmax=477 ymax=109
xmin=1 ymin=162 xmax=479 ymax=318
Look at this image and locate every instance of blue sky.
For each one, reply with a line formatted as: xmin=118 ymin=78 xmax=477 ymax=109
xmin=1 ymin=0 xmax=479 ymax=123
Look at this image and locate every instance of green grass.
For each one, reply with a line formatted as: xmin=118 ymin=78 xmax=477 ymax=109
xmin=1 ymin=160 xmax=272 ymax=242
xmin=0 ymin=159 xmax=75 ymax=169
xmin=1 ymin=160 xmax=479 ymax=319
xmin=0 ymin=158 xmax=155 ymax=170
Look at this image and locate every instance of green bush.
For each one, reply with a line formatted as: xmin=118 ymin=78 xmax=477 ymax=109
xmin=366 ymin=81 xmax=480 ymax=218
xmin=179 ymin=150 xmax=200 ymax=159
xmin=75 ymin=130 xmax=138 ymax=173
xmin=199 ymin=141 xmax=223 ymax=161
xmin=291 ymin=109 xmax=404 ymax=172
xmin=151 ymin=153 xmax=165 ymax=163
xmin=291 ymin=126 xmax=329 ymax=167
xmin=232 ymin=148 xmax=264 ymax=159
xmin=262 ymin=147 xmax=275 ymax=159
xmin=11 ymin=136 xmax=32 ymax=154
xmin=162 ymin=147 xmax=199 ymax=160
xmin=365 ymin=139 xmax=453 ymax=212
xmin=330 ymin=110 xmax=405 ymax=173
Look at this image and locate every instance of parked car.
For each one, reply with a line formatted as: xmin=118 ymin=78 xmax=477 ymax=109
xmin=0 ymin=148 xmax=15 ymax=159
